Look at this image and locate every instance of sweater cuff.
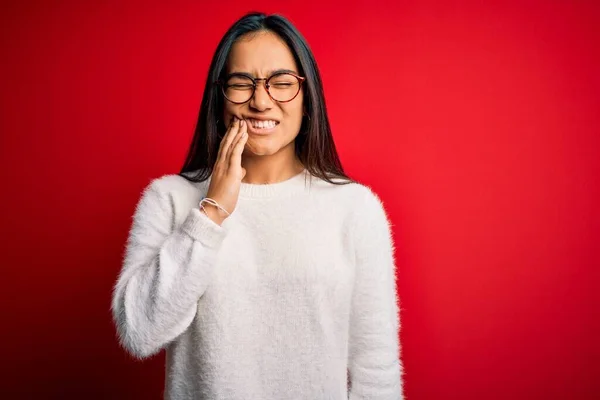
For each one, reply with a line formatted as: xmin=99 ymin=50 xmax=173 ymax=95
xmin=180 ymin=207 xmax=227 ymax=249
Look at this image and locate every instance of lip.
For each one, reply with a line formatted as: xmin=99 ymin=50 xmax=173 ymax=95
xmin=243 ymin=116 xmax=280 ymax=123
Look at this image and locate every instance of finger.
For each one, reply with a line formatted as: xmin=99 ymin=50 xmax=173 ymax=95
xmin=229 ymin=124 xmax=248 ymax=169
xmin=216 ymin=118 xmax=233 ymax=161
xmin=217 ymin=118 xmax=240 ymax=162
xmin=225 ymin=119 xmax=246 ymax=162
xmin=217 ymin=116 xmax=240 ymax=160
xmin=231 ymin=121 xmax=247 ymax=155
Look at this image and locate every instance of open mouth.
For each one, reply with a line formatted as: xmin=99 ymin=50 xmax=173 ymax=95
xmin=245 ymin=118 xmax=280 ymax=134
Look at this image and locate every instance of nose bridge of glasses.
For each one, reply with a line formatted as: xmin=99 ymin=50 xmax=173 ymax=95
xmin=253 ymin=77 xmax=270 ymax=90
xmin=252 ymin=78 xmax=272 ymax=101
xmin=244 ymin=77 xmax=270 ymax=108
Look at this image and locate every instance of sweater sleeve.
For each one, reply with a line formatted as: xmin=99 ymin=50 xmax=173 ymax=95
xmin=111 ymin=178 xmax=227 ymax=359
xmin=347 ymin=188 xmax=404 ymax=399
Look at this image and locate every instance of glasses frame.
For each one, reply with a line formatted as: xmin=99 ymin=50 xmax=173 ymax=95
xmin=215 ymin=72 xmax=306 ymax=104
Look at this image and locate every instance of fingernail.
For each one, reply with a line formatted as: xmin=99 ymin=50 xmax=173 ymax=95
xmin=241 ymin=120 xmax=245 ymax=126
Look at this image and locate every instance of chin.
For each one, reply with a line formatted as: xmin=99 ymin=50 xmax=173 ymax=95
xmin=245 ymin=137 xmax=288 ymax=156
xmin=244 ymin=146 xmax=279 ymax=157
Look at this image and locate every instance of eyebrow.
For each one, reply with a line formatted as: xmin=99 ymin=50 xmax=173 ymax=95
xmin=227 ymin=68 xmax=298 ymax=78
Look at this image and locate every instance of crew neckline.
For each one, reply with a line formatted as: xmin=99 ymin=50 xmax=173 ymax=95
xmin=236 ymin=168 xmax=310 ymax=198
xmin=200 ymin=168 xmax=310 ymax=199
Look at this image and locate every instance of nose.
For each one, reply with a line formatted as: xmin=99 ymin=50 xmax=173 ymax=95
xmin=249 ymin=80 xmax=273 ymax=111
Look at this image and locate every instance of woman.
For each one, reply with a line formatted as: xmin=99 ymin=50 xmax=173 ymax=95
xmin=111 ymin=12 xmax=404 ymax=400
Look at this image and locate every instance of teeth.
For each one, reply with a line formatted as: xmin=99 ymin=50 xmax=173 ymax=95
xmin=249 ymin=119 xmax=277 ymax=129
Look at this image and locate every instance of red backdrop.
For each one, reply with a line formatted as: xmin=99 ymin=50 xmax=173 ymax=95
xmin=1 ymin=1 xmax=598 ymax=399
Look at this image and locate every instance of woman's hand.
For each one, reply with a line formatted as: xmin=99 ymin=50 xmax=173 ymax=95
xmin=203 ymin=117 xmax=248 ymax=225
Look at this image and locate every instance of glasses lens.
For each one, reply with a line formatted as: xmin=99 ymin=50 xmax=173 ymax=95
xmin=224 ymin=75 xmax=254 ymax=103
xmin=268 ymin=73 xmax=301 ymax=102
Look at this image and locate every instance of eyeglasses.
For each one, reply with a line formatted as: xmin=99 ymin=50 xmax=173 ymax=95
xmin=215 ymin=72 xmax=306 ymax=104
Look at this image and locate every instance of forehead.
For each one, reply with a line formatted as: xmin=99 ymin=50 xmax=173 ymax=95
xmin=226 ymin=31 xmax=298 ymax=75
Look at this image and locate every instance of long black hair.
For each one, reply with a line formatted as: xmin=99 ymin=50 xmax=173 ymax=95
xmin=179 ymin=12 xmax=352 ymax=185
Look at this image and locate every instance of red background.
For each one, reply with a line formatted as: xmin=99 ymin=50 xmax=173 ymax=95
xmin=1 ymin=1 xmax=598 ymax=399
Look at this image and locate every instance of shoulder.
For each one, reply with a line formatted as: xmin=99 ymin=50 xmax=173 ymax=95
xmin=147 ymin=171 xmax=205 ymax=193
xmin=143 ymin=171 xmax=208 ymax=201
xmin=349 ymin=183 xmax=389 ymax=224
xmin=133 ymin=171 xmax=208 ymax=218
xmin=310 ymin=174 xmax=385 ymax=214
xmin=339 ymin=182 xmax=395 ymax=254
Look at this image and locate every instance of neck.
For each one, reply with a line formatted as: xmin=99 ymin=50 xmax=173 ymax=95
xmin=241 ymin=147 xmax=304 ymax=184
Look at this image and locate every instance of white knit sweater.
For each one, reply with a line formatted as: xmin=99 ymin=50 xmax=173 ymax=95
xmin=111 ymin=168 xmax=404 ymax=399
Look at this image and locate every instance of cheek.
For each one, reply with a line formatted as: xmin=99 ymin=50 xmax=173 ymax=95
xmin=223 ymin=104 xmax=240 ymax=125
xmin=282 ymin=102 xmax=304 ymax=130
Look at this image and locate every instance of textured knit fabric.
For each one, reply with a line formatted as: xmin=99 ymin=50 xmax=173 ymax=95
xmin=111 ymin=168 xmax=404 ymax=399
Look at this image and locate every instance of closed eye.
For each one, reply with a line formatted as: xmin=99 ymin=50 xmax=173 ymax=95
xmin=228 ymin=84 xmax=254 ymax=90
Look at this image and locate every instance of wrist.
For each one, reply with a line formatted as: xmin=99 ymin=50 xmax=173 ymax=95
xmin=200 ymin=204 xmax=226 ymax=226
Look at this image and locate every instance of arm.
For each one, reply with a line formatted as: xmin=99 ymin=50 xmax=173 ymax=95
xmin=348 ymin=189 xmax=404 ymax=399
xmin=111 ymin=178 xmax=227 ymax=359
